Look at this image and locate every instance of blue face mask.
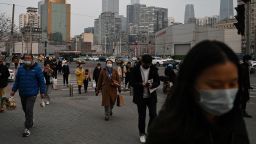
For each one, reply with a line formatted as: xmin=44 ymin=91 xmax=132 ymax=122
xmin=198 ymin=88 xmax=238 ymax=116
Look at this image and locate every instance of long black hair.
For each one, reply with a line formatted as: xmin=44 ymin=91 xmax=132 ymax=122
xmin=147 ymin=40 xmax=248 ymax=143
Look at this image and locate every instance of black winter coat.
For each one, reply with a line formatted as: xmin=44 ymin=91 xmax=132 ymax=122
xmin=0 ymin=64 xmax=10 ymax=88
xmin=130 ymin=65 xmax=160 ymax=104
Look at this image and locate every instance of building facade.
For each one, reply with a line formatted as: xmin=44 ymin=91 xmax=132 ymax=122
xmin=184 ymin=4 xmax=195 ymax=24
xmin=127 ymin=4 xmax=168 ymax=34
xmin=131 ymin=0 xmax=140 ymax=4
xmin=219 ymin=0 xmax=234 ymax=20
xmin=155 ymin=23 xmax=241 ymax=56
xmin=102 ymin=0 xmax=119 ymax=15
xmin=19 ymin=7 xmax=40 ymax=29
xmin=196 ymin=15 xmax=219 ymax=27
xmin=39 ymin=0 xmax=71 ymax=43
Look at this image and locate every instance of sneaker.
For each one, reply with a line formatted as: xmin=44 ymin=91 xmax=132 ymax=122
xmin=139 ymin=135 xmax=146 ymax=143
xmin=105 ymin=115 xmax=110 ymax=121
xmin=45 ymin=101 xmax=50 ymax=105
xmin=22 ymin=128 xmax=31 ymax=137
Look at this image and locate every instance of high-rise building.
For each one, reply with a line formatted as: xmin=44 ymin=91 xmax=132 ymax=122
xmin=19 ymin=7 xmax=40 ymax=29
xmin=219 ymin=0 xmax=234 ymax=20
xmin=196 ymin=15 xmax=219 ymax=27
xmin=102 ymin=0 xmax=119 ymax=15
xmin=127 ymin=4 xmax=168 ymax=34
xmin=131 ymin=0 xmax=140 ymax=4
xmin=94 ymin=12 xmax=122 ymax=54
xmin=184 ymin=4 xmax=195 ymax=24
xmin=39 ymin=0 xmax=71 ymax=42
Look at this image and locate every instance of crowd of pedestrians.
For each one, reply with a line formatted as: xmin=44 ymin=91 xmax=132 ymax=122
xmin=0 ymin=40 xmax=254 ymax=144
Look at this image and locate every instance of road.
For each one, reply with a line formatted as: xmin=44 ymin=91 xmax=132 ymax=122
xmin=0 ymin=62 xmax=255 ymax=144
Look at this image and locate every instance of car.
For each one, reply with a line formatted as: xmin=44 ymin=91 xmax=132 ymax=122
xmin=8 ymin=69 xmax=15 ymax=81
xmin=115 ymin=56 xmax=130 ymax=65
xmin=98 ymin=56 xmax=107 ymax=62
xmin=132 ymin=57 xmax=138 ymax=61
xmin=107 ymin=56 xmax=116 ymax=63
xmin=89 ymin=56 xmax=99 ymax=61
xmin=73 ymin=57 xmax=86 ymax=64
xmin=152 ymin=57 xmax=167 ymax=66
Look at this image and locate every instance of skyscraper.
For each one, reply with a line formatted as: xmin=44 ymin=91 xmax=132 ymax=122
xmin=184 ymin=4 xmax=195 ymax=24
xmin=39 ymin=0 xmax=71 ymax=42
xmin=219 ymin=0 xmax=234 ymax=20
xmin=131 ymin=0 xmax=140 ymax=4
xmin=19 ymin=7 xmax=40 ymax=29
xmin=102 ymin=0 xmax=119 ymax=15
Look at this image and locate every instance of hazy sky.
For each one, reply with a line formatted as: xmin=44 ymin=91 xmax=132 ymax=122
xmin=0 ymin=0 xmax=237 ymax=36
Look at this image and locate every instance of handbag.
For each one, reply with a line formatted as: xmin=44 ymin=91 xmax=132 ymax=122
xmin=116 ymin=95 xmax=125 ymax=107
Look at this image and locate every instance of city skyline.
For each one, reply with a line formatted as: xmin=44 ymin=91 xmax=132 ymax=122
xmin=0 ymin=0 xmax=237 ymax=36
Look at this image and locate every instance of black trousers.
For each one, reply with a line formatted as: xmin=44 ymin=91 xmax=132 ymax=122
xmin=136 ymin=98 xmax=157 ymax=135
xmin=20 ymin=96 xmax=36 ymax=129
xmin=63 ymin=74 xmax=69 ymax=85
xmin=84 ymin=80 xmax=89 ymax=92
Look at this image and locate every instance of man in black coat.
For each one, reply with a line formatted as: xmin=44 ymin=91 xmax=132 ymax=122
xmin=62 ymin=61 xmax=70 ymax=86
xmin=0 ymin=55 xmax=10 ymax=112
xmin=130 ymin=54 xmax=160 ymax=143
xmin=93 ymin=63 xmax=102 ymax=90
xmin=240 ymin=55 xmax=252 ymax=118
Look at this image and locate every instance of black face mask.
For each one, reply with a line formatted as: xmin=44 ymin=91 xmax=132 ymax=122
xmin=142 ymin=64 xmax=150 ymax=69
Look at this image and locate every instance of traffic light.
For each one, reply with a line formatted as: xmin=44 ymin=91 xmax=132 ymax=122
xmin=234 ymin=4 xmax=245 ymax=35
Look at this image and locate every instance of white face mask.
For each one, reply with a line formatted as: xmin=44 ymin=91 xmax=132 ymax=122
xmin=198 ymin=88 xmax=238 ymax=116
xmin=24 ymin=60 xmax=32 ymax=66
xmin=107 ymin=64 xmax=112 ymax=68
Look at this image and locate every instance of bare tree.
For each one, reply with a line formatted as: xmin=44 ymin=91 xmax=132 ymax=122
xmin=0 ymin=13 xmax=12 ymax=42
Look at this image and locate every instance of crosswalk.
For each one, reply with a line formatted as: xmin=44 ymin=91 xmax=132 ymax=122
xmin=55 ymin=77 xmax=130 ymax=93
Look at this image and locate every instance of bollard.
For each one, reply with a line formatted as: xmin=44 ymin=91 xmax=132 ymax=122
xmin=69 ymin=84 xmax=73 ymax=97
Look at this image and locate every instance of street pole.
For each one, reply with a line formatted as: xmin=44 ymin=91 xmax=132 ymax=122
xmin=10 ymin=4 xmax=15 ymax=56
xmin=105 ymin=35 xmax=107 ymax=55
xmin=30 ymin=23 xmax=32 ymax=54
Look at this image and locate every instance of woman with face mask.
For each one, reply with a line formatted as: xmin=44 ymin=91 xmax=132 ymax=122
xmin=75 ymin=64 xmax=85 ymax=94
xmin=96 ymin=60 xmax=120 ymax=121
xmin=146 ymin=40 xmax=250 ymax=144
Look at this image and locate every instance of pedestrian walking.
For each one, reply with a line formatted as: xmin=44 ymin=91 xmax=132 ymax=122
xmin=162 ymin=64 xmax=176 ymax=94
xmin=240 ymin=55 xmax=253 ymax=118
xmin=84 ymin=69 xmax=91 ymax=93
xmin=62 ymin=61 xmax=70 ymax=86
xmin=10 ymin=54 xmax=46 ymax=137
xmin=57 ymin=60 xmax=62 ymax=74
xmin=0 ymin=55 xmax=10 ymax=113
xmin=96 ymin=60 xmax=121 ymax=121
xmin=130 ymin=54 xmax=160 ymax=144
xmin=125 ymin=62 xmax=133 ymax=90
xmin=146 ymin=40 xmax=249 ymax=144
xmin=93 ymin=63 xmax=102 ymax=91
xmin=75 ymin=64 xmax=85 ymax=94
xmin=43 ymin=64 xmax=53 ymax=105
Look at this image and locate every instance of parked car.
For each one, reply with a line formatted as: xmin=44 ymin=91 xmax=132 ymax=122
xmin=107 ymin=56 xmax=116 ymax=63
xmin=115 ymin=56 xmax=130 ymax=65
xmin=8 ymin=69 xmax=15 ymax=81
xmin=98 ymin=56 xmax=107 ymax=62
xmin=152 ymin=57 xmax=167 ymax=66
xmin=89 ymin=56 xmax=99 ymax=61
xmin=73 ymin=57 xmax=86 ymax=64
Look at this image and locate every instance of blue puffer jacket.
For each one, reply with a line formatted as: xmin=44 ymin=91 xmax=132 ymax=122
xmin=12 ymin=63 xmax=46 ymax=97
